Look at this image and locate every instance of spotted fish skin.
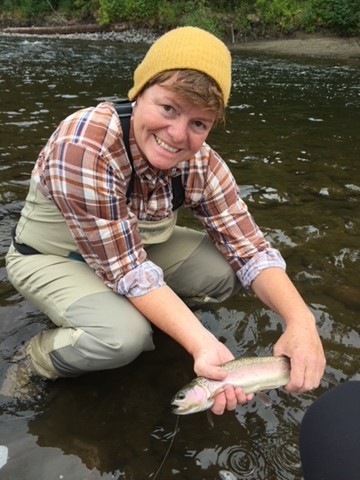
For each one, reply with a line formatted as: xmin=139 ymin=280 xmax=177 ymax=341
xmin=172 ymin=356 xmax=290 ymax=415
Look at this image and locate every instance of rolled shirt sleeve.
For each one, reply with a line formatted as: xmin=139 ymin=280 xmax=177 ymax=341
xmin=184 ymin=147 xmax=287 ymax=289
xmin=237 ymin=248 xmax=286 ymax=289
xmin=117 ymin=260 xmax=165 ymax=297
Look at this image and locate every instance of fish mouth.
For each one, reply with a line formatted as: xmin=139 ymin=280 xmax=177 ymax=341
xmin=171 ymin=400 xmax=184 ymax=415
xmin=172 ymin=405 xmax=191 ymax=415
xmin=171 ymin=405 xmax=182 ymax=414
xmin=171 ymin=401 xmax=201 ymax=415
xmin=171 ymin=399 xmax=189 ymax=415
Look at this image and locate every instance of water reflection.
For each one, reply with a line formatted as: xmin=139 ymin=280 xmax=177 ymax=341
xmin=0 ymin=34 xmax=359 ymax=479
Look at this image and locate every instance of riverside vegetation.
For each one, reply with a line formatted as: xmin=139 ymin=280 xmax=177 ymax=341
xmin=0 ymin=0 xmax=359 ymax=39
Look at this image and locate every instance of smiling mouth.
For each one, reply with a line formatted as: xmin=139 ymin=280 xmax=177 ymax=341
xmin=154 ymin=135 xmax=180 ymax=154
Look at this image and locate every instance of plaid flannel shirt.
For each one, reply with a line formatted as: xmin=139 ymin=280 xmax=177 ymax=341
xmin=33 ymin=102 xmax=285 ymax=297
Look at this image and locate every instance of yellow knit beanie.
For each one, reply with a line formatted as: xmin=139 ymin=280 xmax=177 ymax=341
xmin=128 ymin=26 xmax=232 ymax=105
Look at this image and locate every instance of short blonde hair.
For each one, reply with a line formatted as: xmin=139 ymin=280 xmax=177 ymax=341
xmin=144 ymin=69 xmax=225 ymax=122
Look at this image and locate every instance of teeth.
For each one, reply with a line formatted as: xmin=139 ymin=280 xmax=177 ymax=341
xmin=155 ymin=136 xmax=179 ymax=153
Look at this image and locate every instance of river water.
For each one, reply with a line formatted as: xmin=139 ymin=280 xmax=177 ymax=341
xmin=0 ymin=34 xmax=359 ymax=480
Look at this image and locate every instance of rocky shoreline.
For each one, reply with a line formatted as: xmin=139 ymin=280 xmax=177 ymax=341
xmin=1 ymin=24 xmax=359 ymax=63
xmin=0 ymin=24 xmax=159 ymax=44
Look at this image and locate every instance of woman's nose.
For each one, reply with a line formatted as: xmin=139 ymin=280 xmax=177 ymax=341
xmin=167 ymin=117 xmax=188 ymax=144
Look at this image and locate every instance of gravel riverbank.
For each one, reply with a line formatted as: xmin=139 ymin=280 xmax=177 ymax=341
xmin=0 ymin=26 xmax=159 ymax=43
xmin=233 ymin=33 xmax=360 ymax=63
xmin=1 ymin=26 xmax=359 ymax=63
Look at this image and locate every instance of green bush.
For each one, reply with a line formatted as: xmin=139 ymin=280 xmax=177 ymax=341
xmin=74 ymin=0 xmax=100 ymax=19
xmin=231 ymin=2 xmax=261 ymax=39
xmin=98 ymin=0 xmax=159 ymax=24
xmin=20 ymin=0 xmax=52 ymax=18
xmin=98 ymin=0 xmax=122 ymax=24
xmin=1 ymin=0 xmax=359 ymax=36
xmin=301 ymin=0 xmax=360 ymax=35
xmin=157 ymin=0 xmax=179 ymax=27
xmin=321 ymin=0 xmax=358 ymax=35
xmin=179 ymin=0 xmax=223 ymax=36
xmin=124 ymin=0 xmax=159 ymax=21
xmin=254 ymin=0 xmax=303 ymax=33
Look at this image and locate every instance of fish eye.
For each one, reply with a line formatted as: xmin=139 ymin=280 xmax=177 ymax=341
xmin=176 ymin=392 xmax=186 ymax=400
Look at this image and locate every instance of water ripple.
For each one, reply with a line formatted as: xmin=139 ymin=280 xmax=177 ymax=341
xmin=196 ymin=442 xmax=266 ymax=479
xmin=219 ymin=444 xmax=264 ymax=477
xmin=266 ymin=439 xmax=302 ymax=480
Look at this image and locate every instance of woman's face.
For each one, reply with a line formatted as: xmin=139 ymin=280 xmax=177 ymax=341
xmin=132 ymin=81 xmax=216 ymax=170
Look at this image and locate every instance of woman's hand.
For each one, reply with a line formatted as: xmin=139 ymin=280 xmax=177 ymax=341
xmin=193 ymin=341 xmax=254 ymax=415
xmin=273 ymin=316 xmax=326 ymax=392
xmin=251 ymin=268 xmax=326 ymax=393
xmin=130 ymin=285 xmax=255 ymax=415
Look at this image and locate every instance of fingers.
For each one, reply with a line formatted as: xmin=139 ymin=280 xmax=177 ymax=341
xmin=211 ymin=392 xmax=227 ymax=415
xmin=273 ymin=327 xmax=326 ymax=393
xmin=285 ymin=353 xmax=326 ymax=393
xmin=211 ymin=386 xmax=254 ymax=415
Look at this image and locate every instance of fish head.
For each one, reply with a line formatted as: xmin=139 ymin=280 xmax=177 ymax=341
xmin=171 ymin=380 xmax=214 ymax=415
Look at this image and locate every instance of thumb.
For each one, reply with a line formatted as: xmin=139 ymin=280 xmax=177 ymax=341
xmin=200 ymin=364 xmax=228 ymax=381
xmin=273 ymin=336 xmax=286 ymax=357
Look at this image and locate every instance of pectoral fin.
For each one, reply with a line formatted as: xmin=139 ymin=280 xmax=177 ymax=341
xmin=257 ymin=392 xmax=271 ymax=406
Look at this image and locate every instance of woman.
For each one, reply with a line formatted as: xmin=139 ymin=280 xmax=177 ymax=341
xmin=5 ymin=26 xmax=325 ymax=414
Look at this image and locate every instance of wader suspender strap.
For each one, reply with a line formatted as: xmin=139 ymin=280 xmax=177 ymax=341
xmin=114 ymin=100 xmax=185 ymax=211
xmin=114 ymin=100 xmax=135 ymax=204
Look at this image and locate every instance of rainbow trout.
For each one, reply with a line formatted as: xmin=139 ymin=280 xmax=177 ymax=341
xmin=172 ymin=356 xmax=290 ymax=415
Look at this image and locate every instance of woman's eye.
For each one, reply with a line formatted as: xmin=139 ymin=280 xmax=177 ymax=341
xmin=162 ymin=104 xmax=175 ymax=114
xmin=193 ymin=120 xmax=207 ymax=131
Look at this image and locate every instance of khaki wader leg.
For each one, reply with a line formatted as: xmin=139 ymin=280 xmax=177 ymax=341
xmin=5 ymin=227 xmax=240 ymax=379
xmin=147 ymin=226 xmax=240 ymax=307
xmin=5 ymin=245 xmax=154 ymax=379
